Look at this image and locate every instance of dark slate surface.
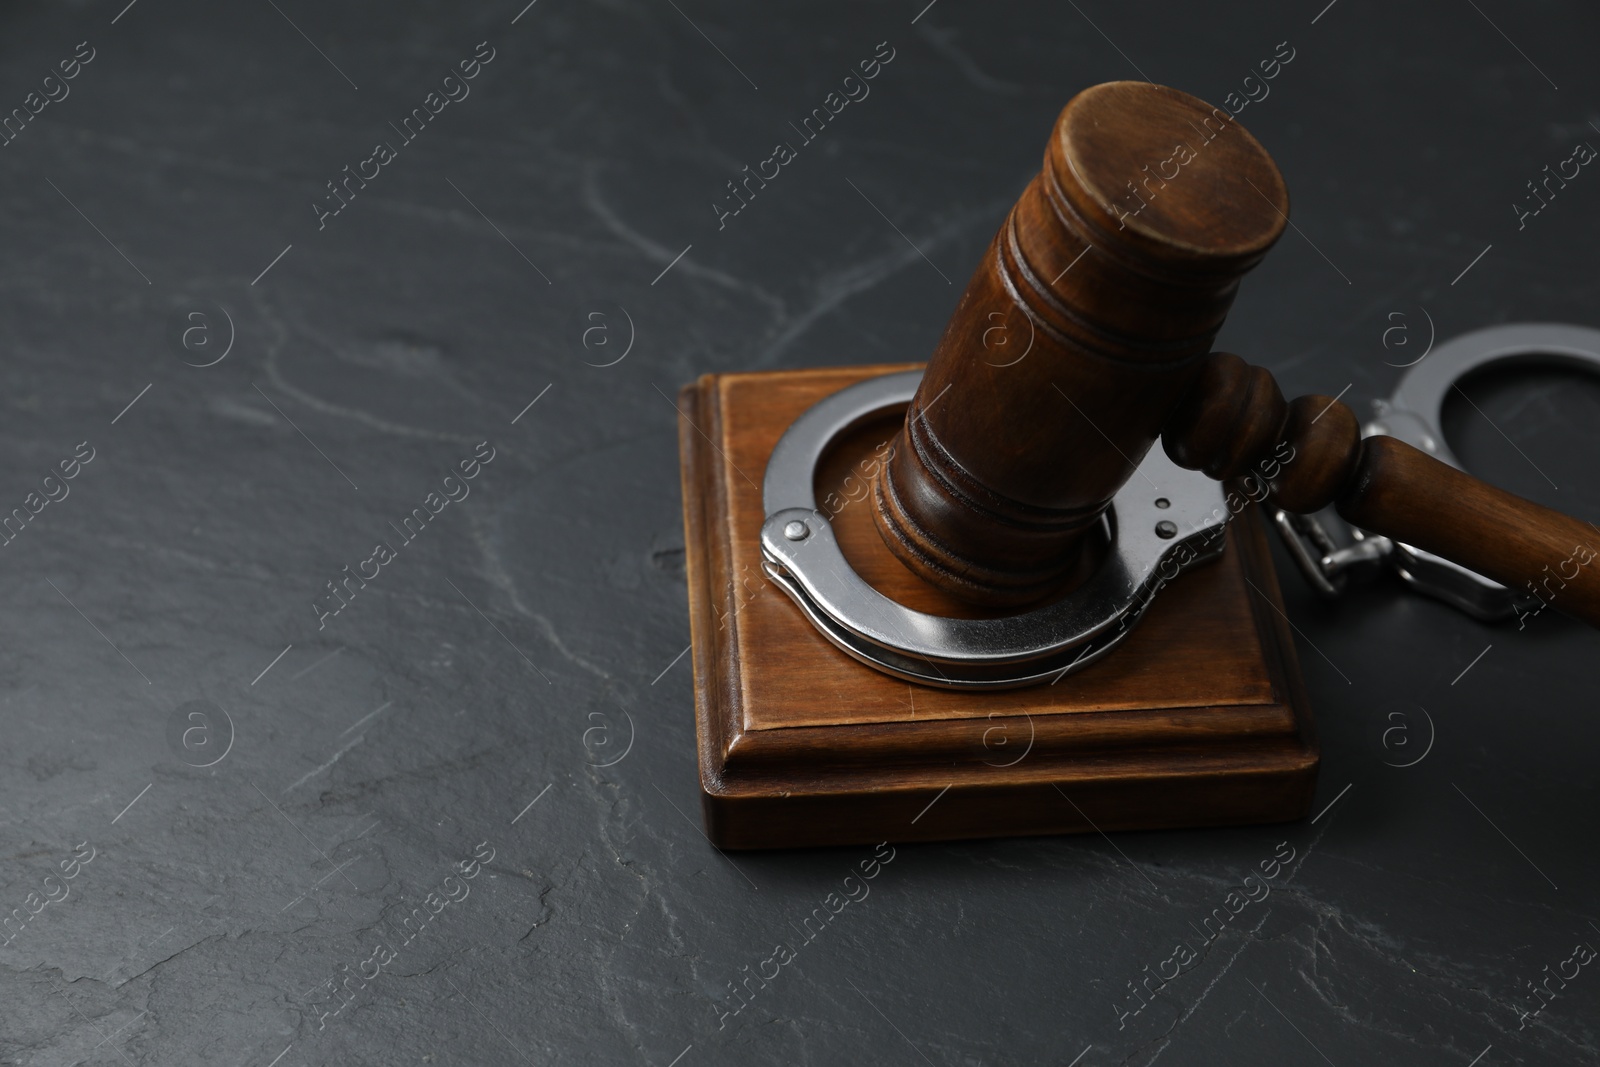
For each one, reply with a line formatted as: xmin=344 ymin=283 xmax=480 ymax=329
xmin=1 ymin=0 xmax=1598 ymax=1064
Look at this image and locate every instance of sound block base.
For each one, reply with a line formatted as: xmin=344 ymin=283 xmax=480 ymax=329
xmin=678 ymin=364 xmax=1318 ymax=850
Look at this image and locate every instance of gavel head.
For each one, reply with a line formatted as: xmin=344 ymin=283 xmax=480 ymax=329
xmin=871 ymin=81 xmax=1290 ymax=606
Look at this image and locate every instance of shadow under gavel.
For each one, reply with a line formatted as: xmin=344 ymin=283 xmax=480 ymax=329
xmin=871 ymin=80 xmax=1600 ymax=626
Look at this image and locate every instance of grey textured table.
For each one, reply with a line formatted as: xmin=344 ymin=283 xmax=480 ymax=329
xmin=2 ymin=1 xmax=1599 ymax=1064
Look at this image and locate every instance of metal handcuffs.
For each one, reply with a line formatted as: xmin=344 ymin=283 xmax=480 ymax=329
xmin=1273 ymin=322 xmax=1600 ymax=620
xmin=759 ymin=370 xmax=1230 ymax=690
xmin=759 ymin=325 xmax=1600 ymax=689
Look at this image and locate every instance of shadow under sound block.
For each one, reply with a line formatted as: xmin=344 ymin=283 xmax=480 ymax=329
xmin=677 ymin=364 xmax=1318 ymax=850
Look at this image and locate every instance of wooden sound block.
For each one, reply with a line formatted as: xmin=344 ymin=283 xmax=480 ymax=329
xmin=677 ymin=364 xmax=1318 ymax=850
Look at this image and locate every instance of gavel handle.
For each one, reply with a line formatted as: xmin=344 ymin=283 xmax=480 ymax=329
xmin=1164 ymin=352 xmax=1600 ymax=627
xmin=1340 ymin=437 xmax=1600 ymax=626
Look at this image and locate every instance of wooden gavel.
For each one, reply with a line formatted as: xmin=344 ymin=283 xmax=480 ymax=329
xmin=871 ymin=81 xmax=1600 ymax=626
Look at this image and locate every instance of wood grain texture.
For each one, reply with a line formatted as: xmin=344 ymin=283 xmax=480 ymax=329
xmin=1339 ymin=437 xmax=1600 ymax=625
xmin=1162 ymin=351 xmax=1600 ymax=627
xmin=679 ymin=364 xmax=1318 ymax=850
xmin=1269 ymin=394 xmax=1363 ymax=514
xmin=871 ymin=81 xmax=1290 ymax=607
xmin=1164 ymin=352 xmax=1288 ymax=480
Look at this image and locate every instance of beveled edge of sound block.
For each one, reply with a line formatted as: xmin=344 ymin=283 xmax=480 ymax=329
xmin=677 ymin=366 xmax=1318 ymax=851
